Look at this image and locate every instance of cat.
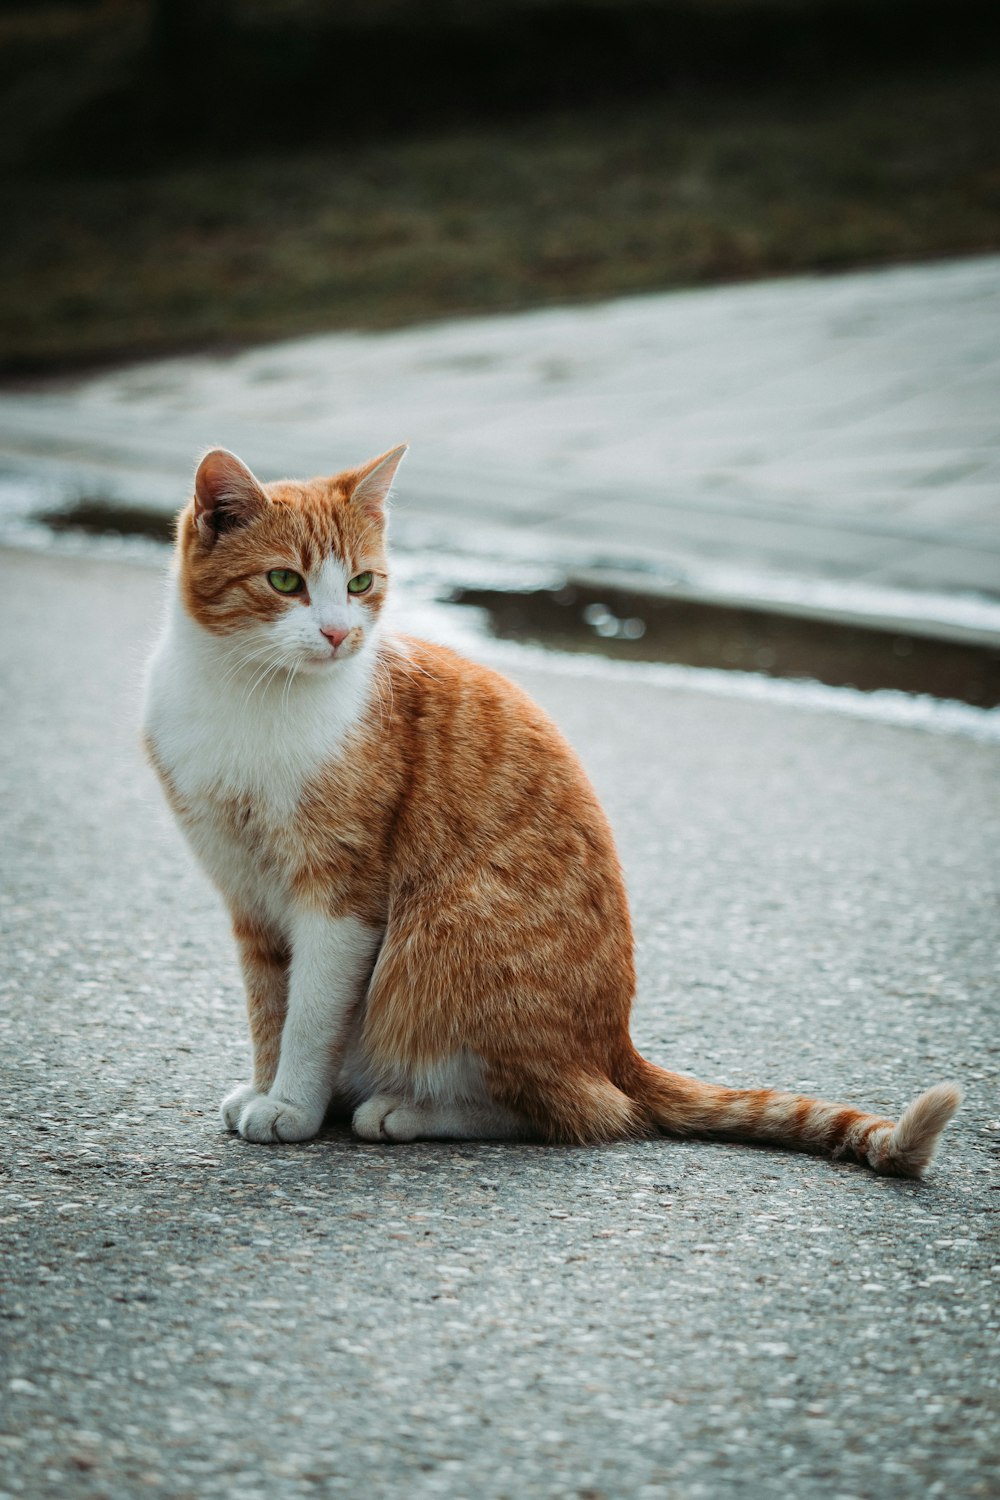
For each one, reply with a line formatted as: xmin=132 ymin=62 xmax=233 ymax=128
xmin=142 ymin=444 xmax=961 ymax=1175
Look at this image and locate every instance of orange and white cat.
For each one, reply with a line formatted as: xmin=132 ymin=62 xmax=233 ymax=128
xmin=143 ymin=445 xmax=960 ymax=1174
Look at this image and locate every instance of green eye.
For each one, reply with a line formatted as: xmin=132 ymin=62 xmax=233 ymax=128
xmin=267 ymin=569 xmax=304 ymax=595
xmin=348 ymin=571 xmax=374 ymax=595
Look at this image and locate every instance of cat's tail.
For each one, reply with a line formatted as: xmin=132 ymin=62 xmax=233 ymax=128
xmin=628 ymin=1058 xmax=961 ymax=1177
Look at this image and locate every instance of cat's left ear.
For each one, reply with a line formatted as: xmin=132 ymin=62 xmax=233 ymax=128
xmin=344 ymin=443 xmax=408 ymax=523
xmin=193 ymin=449 xmax=269 ymax=543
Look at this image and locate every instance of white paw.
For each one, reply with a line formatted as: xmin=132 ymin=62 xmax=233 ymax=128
xmin=220 ymin=1082 xmax=260 ymax=1130
xmin=237 ymin=1094 xmax=323 ymax=1143
xmin=352 ymin=1095 xmax=422 ymax=1143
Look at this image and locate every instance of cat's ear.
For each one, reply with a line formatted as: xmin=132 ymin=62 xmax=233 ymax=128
xmin=193 ymin=449 xmax=268 ymax=543
xmin=344 ymin=443 xmax=408 ymax=523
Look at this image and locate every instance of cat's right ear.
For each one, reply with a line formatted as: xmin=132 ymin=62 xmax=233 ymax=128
xmin=193 ymin=449 xmax=268 ymax=543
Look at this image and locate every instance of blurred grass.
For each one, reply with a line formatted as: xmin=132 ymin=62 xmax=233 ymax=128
xmin=2 ymin=62 xmax=999 ymax=373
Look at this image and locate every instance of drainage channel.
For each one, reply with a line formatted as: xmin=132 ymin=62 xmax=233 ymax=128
xmin=447 ymin=582 xmax=1000 ymax=709
xmin=35 ymin=498 xmax=1000 ymax=710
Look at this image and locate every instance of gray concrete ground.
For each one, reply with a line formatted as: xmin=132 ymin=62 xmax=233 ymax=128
xmin=2 ymin=547 xmax=998 ymax=1500
xmin=0 ymin=256 xmax=998 ymax=615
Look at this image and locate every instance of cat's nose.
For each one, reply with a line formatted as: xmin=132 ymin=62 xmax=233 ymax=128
xmin=320 ymin=625 xmax=350 ymax=649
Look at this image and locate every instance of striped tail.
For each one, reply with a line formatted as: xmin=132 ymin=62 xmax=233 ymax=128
xmin=631 ymin=1061 xmax=961 ymax=1177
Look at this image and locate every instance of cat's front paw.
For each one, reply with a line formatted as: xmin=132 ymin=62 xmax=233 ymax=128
xmin=220 ymin=1082 xmax=260 ymax=1130
xmin=238 ymin=1094 xmax=323 ymax=1144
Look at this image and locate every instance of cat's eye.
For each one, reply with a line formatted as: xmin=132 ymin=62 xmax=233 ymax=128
xmin=348 ymin=572 xmax=374 ymax=595
xmin=267 ymin=569 xmax=305 ymax=595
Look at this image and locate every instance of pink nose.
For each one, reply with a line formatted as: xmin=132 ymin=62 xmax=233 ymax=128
xmin=321 ymin=625 xmax=350 ymax=649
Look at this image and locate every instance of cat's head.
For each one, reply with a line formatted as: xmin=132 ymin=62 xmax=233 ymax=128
xmin=176 ymin=444 xmax=406 ymax=674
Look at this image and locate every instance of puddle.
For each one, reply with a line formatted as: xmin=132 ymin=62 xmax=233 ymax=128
xmin=36 ymin=498 xmax=175 ymax=544
xmin=447 ymin=582 xmax=1000 ymax=709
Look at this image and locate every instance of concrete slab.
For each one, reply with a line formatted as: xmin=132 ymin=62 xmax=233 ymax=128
xmin=0 ymin=256 xmax=997 ymax=624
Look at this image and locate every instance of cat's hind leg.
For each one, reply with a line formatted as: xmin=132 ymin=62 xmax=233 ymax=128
xmin=351 ymin=1048 xmax=533 ymax=1141
xmin=352 ymin=1093 xmax=529 ymax=1142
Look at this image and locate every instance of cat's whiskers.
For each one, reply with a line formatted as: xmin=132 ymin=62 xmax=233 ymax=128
xmin=215 ymin=637 xmax=290 ymax=692
xmin=280 ymin=654 xmax=303 ymax=718
xmin=371 ymin=656 xmax=395 ymax=735
xmin=386 ymin=650 xmax=440 ymax=689
xmin=240 ymin=647 xmax=300 ymax=711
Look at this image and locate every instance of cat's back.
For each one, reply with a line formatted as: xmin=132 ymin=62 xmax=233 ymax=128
xmin=366 ymin=634 xmax=621 ymax=878
xmin=382 ymin=633 xmax=585 ymax=785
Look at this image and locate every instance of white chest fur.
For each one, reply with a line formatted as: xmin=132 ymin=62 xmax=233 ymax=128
xmin=143 ymin=593 xmax=376 ymax=926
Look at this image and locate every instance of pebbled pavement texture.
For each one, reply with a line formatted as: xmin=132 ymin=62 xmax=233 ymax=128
xmin=1 ymin=547 xmax=998 ymax=1499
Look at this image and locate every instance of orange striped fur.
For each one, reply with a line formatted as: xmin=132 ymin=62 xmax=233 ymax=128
xmin=143 ymin=446 xmax=961 ymax=1176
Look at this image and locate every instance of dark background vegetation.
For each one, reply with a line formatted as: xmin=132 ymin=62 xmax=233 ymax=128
xmin=2 ymin=0 xmax=999 ymax=373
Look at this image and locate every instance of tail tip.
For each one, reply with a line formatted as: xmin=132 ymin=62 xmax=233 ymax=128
xmin=886 ymin=1081 xmax=962 ymax=1178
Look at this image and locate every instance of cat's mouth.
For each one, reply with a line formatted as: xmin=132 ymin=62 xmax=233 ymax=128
xmin=305 ymin=642 xmax=354 ymax=668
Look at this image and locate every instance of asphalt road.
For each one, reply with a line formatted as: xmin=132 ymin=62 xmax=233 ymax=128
xmin=1 ymin=547 xmax=998 ymax=1499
